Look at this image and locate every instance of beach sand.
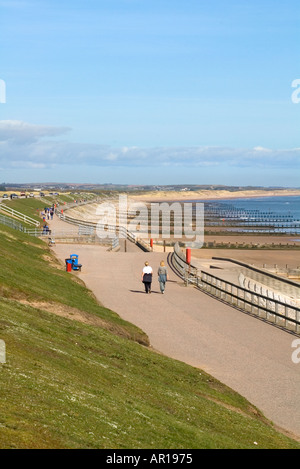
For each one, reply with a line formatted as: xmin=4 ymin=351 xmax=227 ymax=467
xmin=203 ymin=233 xmax=300 ymax=245
xmin=189 ymin=248 xmax=300 ymax=270
xmin=131 ymin=188 xmax=300 ymax=202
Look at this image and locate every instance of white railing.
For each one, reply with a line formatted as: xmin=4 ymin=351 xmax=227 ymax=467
xmin=27 ymin=226 xmax=119 ymax=248
xmin=0 ymin=204 xmax=40 ymax=226
xmin=56 ymin=203 xmax=153 ymax=251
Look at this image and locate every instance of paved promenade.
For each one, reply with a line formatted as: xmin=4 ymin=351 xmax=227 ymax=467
xmin=50 ymin=216 xmax=300 ymax=439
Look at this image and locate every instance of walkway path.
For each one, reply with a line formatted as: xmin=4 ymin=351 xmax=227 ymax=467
xmin=49 ymin=215 xmax=300 ymax=440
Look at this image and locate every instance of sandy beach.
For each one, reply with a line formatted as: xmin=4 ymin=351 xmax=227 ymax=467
xmin=131 ymin=188 xmax=300 ymax=202
xmin=189 ymin=247 xmax=300 ymax=270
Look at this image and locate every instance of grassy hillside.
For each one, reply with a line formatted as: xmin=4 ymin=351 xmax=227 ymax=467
xmin=0 ymin=193 xmax=98 ymax=227
xmin=0 ymin=222 xmax=299 ymax=448
xmin=1 ymin=197 xmax=43 ymax=224
xmin=0 ymin=225 xmax=148 ymax=345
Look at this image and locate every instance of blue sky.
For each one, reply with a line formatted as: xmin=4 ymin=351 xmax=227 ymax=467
xmin=0 ymin=0 xmax=299 ymax=186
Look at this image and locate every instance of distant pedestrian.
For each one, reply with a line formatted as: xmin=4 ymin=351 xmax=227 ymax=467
xmin=157 ymin=260 xmax=169 ymax=294
xmin=42 ymin=224 xmax=50 ymax=234
xmin=142 ymin=261 xmax=153 ymax=294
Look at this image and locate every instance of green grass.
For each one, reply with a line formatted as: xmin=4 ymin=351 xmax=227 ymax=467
xmin=1 ymin=198 xmax=44 ymax=224
xmin=0 ymin=221 xmax=299 ymax=448
xmin=0 ymin=225 xmax=147 ymax=345
xmin=0 ymin=193 xmax=99 ymax=227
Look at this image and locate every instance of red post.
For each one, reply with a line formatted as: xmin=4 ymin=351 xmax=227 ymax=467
xmin=150 ymin=238 xmax=153 ymax=248
xmin=186 ymin=248 xmax=191 ymax=265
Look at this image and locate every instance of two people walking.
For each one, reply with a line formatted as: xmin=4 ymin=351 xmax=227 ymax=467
xmin=141 ymin=260 xmax=169 ymax=294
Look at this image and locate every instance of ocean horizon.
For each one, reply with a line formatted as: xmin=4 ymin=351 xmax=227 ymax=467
xmin=182 ymin=194 xmax=300 ymax=235
xmin=205 ymin=195 xmax=300 ymax=221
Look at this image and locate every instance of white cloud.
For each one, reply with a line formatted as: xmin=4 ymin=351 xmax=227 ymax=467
xmin=0 ymin=120 xmax=299 ymax=171
xmin=0 ymin=120 xmax=71 ymax=144
xmin=253 ymin=146 xmax=272 ymax=152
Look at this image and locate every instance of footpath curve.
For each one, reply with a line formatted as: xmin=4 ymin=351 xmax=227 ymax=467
xmin=49 ymin=215 xmax=300 ymax=440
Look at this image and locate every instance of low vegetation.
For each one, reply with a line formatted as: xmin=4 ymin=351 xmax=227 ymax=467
xmin=0 ymin=215 xmax=299 ymax=448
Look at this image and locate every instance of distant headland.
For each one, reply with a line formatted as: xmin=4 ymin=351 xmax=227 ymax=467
xmin=2 ymin=183 xmax=300 ymax=202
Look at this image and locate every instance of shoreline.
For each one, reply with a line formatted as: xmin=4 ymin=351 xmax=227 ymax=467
xmin=131 ymin=189 xmax=300 ymax=203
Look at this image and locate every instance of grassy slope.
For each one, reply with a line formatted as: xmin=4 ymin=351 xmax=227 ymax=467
xmin=1 ymin=196 xmax=71 ymax=224
xmin=0 ymin=223 xmax=299 ymax=448
xmin=0 ymin=226 xmax=148 ymax=345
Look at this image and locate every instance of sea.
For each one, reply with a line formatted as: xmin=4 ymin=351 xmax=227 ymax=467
xmin=196 ymin=194 xmax=300 ymax=236
xmin=214 ymin=195 xmax=300 ymax=221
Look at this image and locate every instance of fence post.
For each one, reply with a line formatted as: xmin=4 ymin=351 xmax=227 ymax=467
xmin=184 ymin=267 xmax=189 ymax=286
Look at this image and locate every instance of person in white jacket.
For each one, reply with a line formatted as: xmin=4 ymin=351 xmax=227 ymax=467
xmin=141 ymin=261 xmax=153 ymax=294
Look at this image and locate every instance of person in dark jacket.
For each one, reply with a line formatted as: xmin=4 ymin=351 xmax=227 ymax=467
xmin=142 ymin=261 xmax=153 ymax=294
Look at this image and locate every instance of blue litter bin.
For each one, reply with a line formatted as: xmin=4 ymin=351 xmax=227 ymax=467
xmin=70 ymin=254 xmax=82 ymax=271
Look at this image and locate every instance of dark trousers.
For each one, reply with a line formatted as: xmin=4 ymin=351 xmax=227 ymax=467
xmin=143 ymin=282 xmax=152 ymax=293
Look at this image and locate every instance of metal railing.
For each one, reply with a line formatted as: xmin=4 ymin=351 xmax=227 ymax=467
xmin=0 ymin=204 xmax=40 ymax=226
xmin=0 ymin=197 xmax=147 ymax=252
xmin=26 ymin=226 xmax=120 ymax=248
xmin=0 ymin=213 xmax=25 ymax=231
xmin=171 ymin=243 xmax=300 ymax=335
xmin=56 ymin=204 xmax=153 ymax=250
